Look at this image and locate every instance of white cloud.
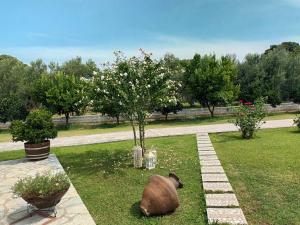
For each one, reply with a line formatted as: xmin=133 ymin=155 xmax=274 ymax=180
xmin=1 ymin=34 xmax=299 ymax=64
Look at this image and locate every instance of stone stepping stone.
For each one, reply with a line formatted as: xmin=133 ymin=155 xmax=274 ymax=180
xmin=201 ymin=160 xmax=221 ymax=166
xmin=202 ymin=174 xmax=229 ymax=182
xmin=197 ymin=137 xmax=209 ymax=140
xmin=200 ymin=155 xmax=219 ymax=161
xmin=201 ymin=166 xmax=225 ymax=173
xmin=199 ymin=151 xmax=216 ymax=156
xmin=198 ymin=147 xmax=215 ymax=151
xmin=205 ymin=194 xmax=239 ymax=207
xmin=203 ymin=182 xmax=233 ymax=192
xmin=197 ymin=140 xmax=211 ymax=143
xmin=207 ymin=208 xmax=248 ymax=225
xmin=198 ymin=143 xmax=213 ymax=146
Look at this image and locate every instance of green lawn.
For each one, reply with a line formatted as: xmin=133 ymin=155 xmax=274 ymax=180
xmin=210 ymin=128 xmax=300 ymax=225
xmin=0 ymin=112 xmax=297 ymax=142
xmin=0 ymin=135 xmax=206 ymax=225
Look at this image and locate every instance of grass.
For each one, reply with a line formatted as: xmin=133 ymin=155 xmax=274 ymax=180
xmin=0 ymin=135 xmax=206 ymax=225
xmin=210 ymin=127 xmax=300 ymax=225
xmin=0 ymin=112 xmax=297 ymax=142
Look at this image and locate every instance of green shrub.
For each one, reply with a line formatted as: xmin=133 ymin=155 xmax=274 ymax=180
xmin=293 ymin=114 xmax=300 ymax=128
xmin=233 ymin=98 xmax=267 ymax=139
xmin=12 ymin=172 xmax=70 ymax=199
xmin=10 ymin=109 xmax=57 ymax=144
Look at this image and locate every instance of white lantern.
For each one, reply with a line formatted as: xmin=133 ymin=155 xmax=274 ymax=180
xmin=133 ymin=146 xmax=143 ymax=168
xmin=150 ymin=148 xmax=157 ymax=165
xmin=145 ymin=151 xmax=156 ymax=170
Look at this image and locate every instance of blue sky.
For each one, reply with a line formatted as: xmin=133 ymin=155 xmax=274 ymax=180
xmin=1 ymin=0 xmax=300 ymax=63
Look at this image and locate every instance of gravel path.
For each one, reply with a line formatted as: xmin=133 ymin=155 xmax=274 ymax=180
xmin=0 ymin=119 xmax=294 ymax=152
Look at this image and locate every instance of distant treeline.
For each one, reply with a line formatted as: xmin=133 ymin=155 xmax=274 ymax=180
xmin=1 ymin=41 xmax=300 ymax=123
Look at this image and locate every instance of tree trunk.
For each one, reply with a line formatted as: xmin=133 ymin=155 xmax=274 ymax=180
xmin=207 ymin=104 xmax=215 ymax=117
xmin=130 ymin=119 xmax=137 ymax=146
xmin=65 ymin=113 xmax=70 ymax=126
xmin=165 ymin=113 xmax=168 ymax=120
xmin=116 ymin=116 xmax=120 ymax=125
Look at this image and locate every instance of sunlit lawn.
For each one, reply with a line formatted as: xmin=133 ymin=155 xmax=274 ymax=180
xmin=210 ymin=127 xmax=300 ymax=225
xmin=0 ymin=135 xmax=206 ymax=225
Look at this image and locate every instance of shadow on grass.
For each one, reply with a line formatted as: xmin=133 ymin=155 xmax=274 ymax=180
xmin=55 ymin=123 xmax=125 ymax=131
xmin=288 ymin=129 xmax=300 ymax=134
xmin=56 ymin=148 xmax=132 ymax=177
xmin=212 ymin=132 xmax=265 ymax=144
xmin=130 ymin=201 xmax=143 ymax=219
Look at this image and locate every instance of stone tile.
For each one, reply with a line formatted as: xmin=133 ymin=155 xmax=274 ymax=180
xmin=198 ymin=147 xmax=215 ymax=151
xmin=197 ymin=140 xmax=210 ymax=144
xmin=199 ymin=151 xmax=216 ymax=156
xmin=205 ymin=194 xmax=239 ymax=207
xmin=207 ymin=208 xmax=248 ymax=225
xmin=200 ymin=155 xmax=219 ymax=161
xmin=0 ymin=155 xmax=96 ymax=225
xmin=203 ymin=182 xmax=233 ymax=192
xmin=202 ymin=174 xmax=229 ymax=182
xmin=201 ymin=160 xmax=221 ymax=166
xmin=197 ymin=138 xmax=210 ymax=141
xmin=201 ymin=166 xmax=225 ymax=173
xmin=198 ymin=143 xmax=213 ymax=147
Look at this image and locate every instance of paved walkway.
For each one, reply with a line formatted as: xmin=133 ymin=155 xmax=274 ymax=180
xmin=0 ymin=155 xmax=96 ymax=225
xmin=0 ymin=119 xmax=294 ymax=152
xmin=196 ymin=133 xmax=247 ymax=225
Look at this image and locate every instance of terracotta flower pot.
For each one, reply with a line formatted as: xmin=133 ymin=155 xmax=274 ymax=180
xmin=22 ymin=189 xmax=69 ymax=209
xmin=24 ymin=140 xmax=50 ymax=160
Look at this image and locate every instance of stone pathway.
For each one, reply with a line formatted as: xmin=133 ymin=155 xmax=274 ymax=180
xmin=0 ymin=155 xmax=96 ymax=225
xmin=196 ymin=133 xmax=248 ymax=225
xmin=0 ymin=119 xmax=294 ymax=152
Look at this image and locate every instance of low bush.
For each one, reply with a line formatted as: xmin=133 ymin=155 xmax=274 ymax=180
xmin=233 ymin=98 xmax=267 ymax=139
xmin=293 ymin=114 xmax=300 ymax=128
xmin=10 ymin=109 xmax=57 ymax=144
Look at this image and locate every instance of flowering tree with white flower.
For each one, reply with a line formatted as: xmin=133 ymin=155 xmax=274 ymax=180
xmin=92 ymin=50 xmax=179 ymax=154
xmin=90 ymin=69 xmax=126 ymax=124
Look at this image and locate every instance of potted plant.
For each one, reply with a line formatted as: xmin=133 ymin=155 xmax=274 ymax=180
xmin=10 ymin=109 xmax=57 ymax=160
xmin=12 ymin=172 xmax=70 ymax=209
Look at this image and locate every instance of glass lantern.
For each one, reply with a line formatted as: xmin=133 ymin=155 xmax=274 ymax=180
xmin=133 ymin=146 xmax=143 ymax=168
xmin=145 ymin=151 xmax=156 ymax=170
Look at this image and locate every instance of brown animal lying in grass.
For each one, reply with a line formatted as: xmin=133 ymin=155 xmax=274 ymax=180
xmin=140 ymin=173 xmax=183 ymax=216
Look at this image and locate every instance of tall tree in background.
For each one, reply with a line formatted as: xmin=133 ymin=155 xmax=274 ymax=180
xmin=238 ymin=54 xmax=265 ymax=102
xmin=34 ymin=72 xmax=90 ymax=125
xmin=61 ymin=57 xmax=98 ymax=78
xmin=0 ymin=55 xmax=30 ymax=122
xmin=185 ymin=54 xmax=239 ymax=117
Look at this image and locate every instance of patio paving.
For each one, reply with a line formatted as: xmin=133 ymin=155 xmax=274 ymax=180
xmin=0 ymin=155 xmax=96 ymax=225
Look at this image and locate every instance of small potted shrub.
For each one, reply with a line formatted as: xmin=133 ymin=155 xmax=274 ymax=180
xmin=12 ymin=172 xmax=70 ymax=209
xmin=293 ymin=114 xmax=300 ymax=129
xmin=10 ymin=109 xmax=57 ymax=160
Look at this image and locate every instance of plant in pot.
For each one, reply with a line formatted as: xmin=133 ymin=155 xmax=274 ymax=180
xmin=12 ymin=172 xmax=70 ymax=210
xmin=10 ymin=109 xmax=57 ymax=160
